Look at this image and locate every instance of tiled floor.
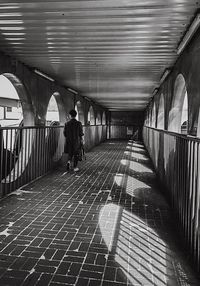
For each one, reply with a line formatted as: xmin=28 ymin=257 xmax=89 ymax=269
xmin=0 ymin=140 xmax=199 ymax=286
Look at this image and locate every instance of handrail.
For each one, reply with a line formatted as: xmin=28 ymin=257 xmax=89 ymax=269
xmin=143 ymin=126 xmax=200 ymax=273
xmin=0 ymin=125 xmax=64 ymax=130
xmin=143 ymin=125 xmax=200 ymax=142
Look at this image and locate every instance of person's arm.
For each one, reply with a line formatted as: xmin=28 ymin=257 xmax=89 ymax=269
xmin=63 ymin=123 xmax=68 ymax=137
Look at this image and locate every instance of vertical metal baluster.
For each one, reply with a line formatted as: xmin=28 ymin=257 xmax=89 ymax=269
xmin=180 ymin=137 xmax=184 ymax=227
xmin=39 ymin=127 xmax=42 ymax=176
xmin=176 ymin=137 xmax=180 ymax=220
xmin=8 ymin=128 xmax=13 ymax=194
xmin=43 ymin=127 xmax=46 ymax=173
xmin=20 ymin=128 xmax=23 ymax=187
xmin=41 ymin=127 xmax=44 ymax=175
xmin=181 ymin=137 xmax=184 ymax=227
xmin=192 ymin=142 xmax=197 ymax=254
xmin=42 ymin=127 xmax=45 ymax=175
xmin=183 ymin=138 xmax=187 ymax=241
xmin=36 ymin=127 xmax=39 ymax=177
xmin=24 ymin=128 xmax=28 ymax=185
xmin=193 ymin=141 xmax=199 ymax=266
xmin=193 ymin=142 xmax=198 ymax=264
xmin=171 ymin=136 xmax=175 ymax=210
xmin=186 ymin=140 xmax=191 ymax=244
xmin=186 ymin=137 xmax=190 ymax=242
xmin=189 ymin=142 xmax=195 ymax=250
xmin=30 ymin=128 xmax=34 ymax=181
xmin=187 ymin=140 xmax=192 ymax=246
xmin=28 ymin=128 xmax=31 ymax=182
xmin=38 ymin=127 xmax=41 ymax=176
xmin=0 ymin=127 xmax=3 ymax=197
xmin=56 ymin=127 xmax=59 ymax=162
xmin=48 ymin=127 xmax=52 ymax=169
xmin=197 ymin=142 xmax=200 ymax=271
xmin=48 ymin=127 xmax=51 ymax=171
xmin=45 ymin=127 xmax=47 ymax=173
xmin=35 ymin=127 xmax=38 ymax=179
xmin=4 ymin=129 xmax=8 ymax=196
xmin=41 ymin=127 xmax=45 ymax=174
xmin=13 ymin=128 xmax=17 ymax=192
xmin=16 ymin=127 xmax=20 ymax=189
xmin=55 ymin=126 xmax=58 ymax=162
xmin=15 ymin=128 xmax=20 ymax=188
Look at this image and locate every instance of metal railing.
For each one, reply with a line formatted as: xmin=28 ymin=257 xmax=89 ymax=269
xmin=143 ymin=126 xmax=200 ymax=272
xmin=0 ymin=124 xmax=108 ymax=198
xmin=83 ymin=124 xmax=107 ymax=150
xmin=0 ymin=125 xmax=64 ymax=197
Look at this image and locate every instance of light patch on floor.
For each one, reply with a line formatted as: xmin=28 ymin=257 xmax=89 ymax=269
xmin=8 ymin=189 xmax=36 ymax=196
xmin=0 ymin=221 xmax=14 ymax=237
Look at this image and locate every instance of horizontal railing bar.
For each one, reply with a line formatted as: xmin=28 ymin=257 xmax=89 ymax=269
xmin=0 ymin=125 xmax=64 ymax=130
xmin=0 ymin=124 xmax=106 ymax=130
xmin=144 ymin=126 xmax=200 ymax=143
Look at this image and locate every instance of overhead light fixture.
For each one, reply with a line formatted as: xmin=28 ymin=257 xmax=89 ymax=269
xmin=67 ymin=88 xmax=78 ymax=95
xmin=152 ymin=88 xmax=159 ymax=96
xmin=177 ymin=13 xmax=200 ymax=55
xmin=34 ymin=69 xmax=54 ymax=82
xmin=160 ymin=68 xmax=171 ymax=85
xmin=84 ymin=96 xmax=92 ymax=102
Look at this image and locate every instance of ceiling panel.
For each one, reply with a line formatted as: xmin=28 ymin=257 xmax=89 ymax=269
xmin=0 ymin=0 xmax=199 ymax=110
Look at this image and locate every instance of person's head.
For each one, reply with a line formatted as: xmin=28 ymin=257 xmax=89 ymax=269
xmin=69 ymin=109 xmax=77 ymax=118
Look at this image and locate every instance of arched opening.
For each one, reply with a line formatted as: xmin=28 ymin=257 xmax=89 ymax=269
xmin=75 ymin=101 xmax=84 ymax=124
xmin=87 ymin=106 xmax=95 ymax=125
xmin=168 ymin=74 xmax=188 ymax=134
xmin=180 ymin=93 xmax=188 ymax=134
xmin=0 ymin=73 xmax=34 ymax=182
xmin=45 ymin=92 xmax=66 ymax=161
xmin=157 ymin=94 xmax=165 ymax=129
xmin=102 ymin=112 xmax=106 ymax=125
xmin=151 ymin=102 xmax=156 ymax=128
xmin=0 ymin=74 xmax=23 ymax=128
xmin=46 ymin=93 xmax=60 ymax=126
xmin=96 ymin=112 xmax=101 ymax=125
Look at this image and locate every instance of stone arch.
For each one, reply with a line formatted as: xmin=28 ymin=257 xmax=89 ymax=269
xmin=75 ymin=100 xmax=84 ymax=124
xmin=45 ymin=92 xmax=66 ymax=160
xmin=157 ymin=94 xmax=165 ymax=129
xmin=87 ymin=105 xmax=95 ymax=125
xmin=168 ymin=74 xmax=188 ymax=134
xmin=0 ymin=73 xmax=34 ymax=126
xmin=46 ymin=92 xmax=65 ymax=126
xmin=46 ymin=94 xmax=59 ymax=126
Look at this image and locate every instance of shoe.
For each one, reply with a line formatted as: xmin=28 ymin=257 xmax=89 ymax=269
xmin=66 ymin=161 xmax=71 ymax=171
xmin=74 ymin=167 xmax=79 ymax=172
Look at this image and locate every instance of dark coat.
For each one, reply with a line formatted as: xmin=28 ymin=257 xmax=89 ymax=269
xmin=63 ymin=118 xmax=84 ymax=154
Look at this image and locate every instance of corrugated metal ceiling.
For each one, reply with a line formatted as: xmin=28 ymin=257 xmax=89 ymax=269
xmin=0 ymin=0 xmax=199 ymax=111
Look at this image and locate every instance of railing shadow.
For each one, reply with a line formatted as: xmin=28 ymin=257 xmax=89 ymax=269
xmin=98 ymin=140 xmax=199 ymax=285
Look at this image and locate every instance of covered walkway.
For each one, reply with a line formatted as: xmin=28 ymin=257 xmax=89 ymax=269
xmin=0 ymin=140 xmax=199 ymax=286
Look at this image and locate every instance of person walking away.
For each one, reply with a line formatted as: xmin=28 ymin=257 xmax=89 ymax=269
xmin=63 ymin=109 xmax=84 ymax=172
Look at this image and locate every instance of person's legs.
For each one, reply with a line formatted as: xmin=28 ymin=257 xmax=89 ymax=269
xmin=67 ymin=146 xmax=73 ymax=170
xmin=73 ymin=154 xmax=78 ymax=168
